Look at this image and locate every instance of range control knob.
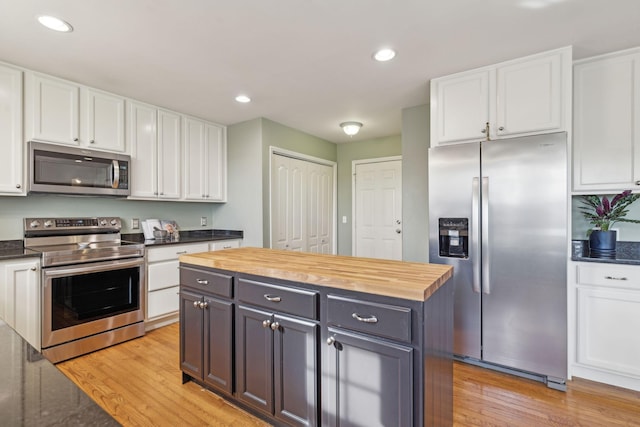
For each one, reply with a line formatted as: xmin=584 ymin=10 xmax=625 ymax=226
xmin=29 ymin=220 xmax=41 ymax=228
xmin=100 ymin=219 xmax=107 ymax=226
xmin=110 ymin=219 xmax=118 ymax=226
xmin=44 ymin=220 xmax=53 ymax=228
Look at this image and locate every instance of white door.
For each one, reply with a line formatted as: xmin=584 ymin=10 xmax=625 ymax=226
xmin=271 ymin=154 xmax=307 ymax=251
xmin=354 ymin=159 xmax=402 ymax=260
xmin=307 ymin=162 xmax=333 ymax=254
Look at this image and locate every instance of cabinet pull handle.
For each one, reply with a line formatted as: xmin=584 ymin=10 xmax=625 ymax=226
xmin=498 ymin=126 xmax=504 ymax=131
xmin=635 ymin=181 xmax=640 ymax=186
xmin=200 ymin=301 xmax=208 ymax=309
xmin=262 ymin=319 xmax=272 ymax=328
xmin=270 ymin=322 xmax=280 ymax=331
xmin=193 ymin=301 xmax=200 ymax=309
xmin=196 ymin=279 xmax=209 ymax=285
xmin=352 ymin=313 xmax=378 ymax=324
xmin=326 ymin=336 xmax=336 ymax=346
xmin=605 ymin=276 xmax=628 ymax=281
xmin=264 ymin=294 xmax=282 ymax=302
xmin=176 ymin=251 xmax=188 ymax=254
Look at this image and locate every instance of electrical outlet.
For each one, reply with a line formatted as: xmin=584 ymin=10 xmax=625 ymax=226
xmin=200 ymin=217 xmax=207 ymax=227
xmin=131 ymin=218 xmax=140 ymax=229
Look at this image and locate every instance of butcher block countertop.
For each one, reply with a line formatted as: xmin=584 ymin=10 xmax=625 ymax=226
xmin=179 ymin=247 xmax=453 ymax=301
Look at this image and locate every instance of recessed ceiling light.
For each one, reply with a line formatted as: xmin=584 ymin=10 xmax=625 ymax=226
xmin=235 ymin=95 xmax=251 ymax=103
xmin=373 ymin=48 xmax=396 ymax=62
xmin=37 ymin=15 xmax=73 ymax=33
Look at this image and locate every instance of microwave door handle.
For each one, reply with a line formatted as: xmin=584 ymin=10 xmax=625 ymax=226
xmin=112 ymin=160 xmax=120 ymax=189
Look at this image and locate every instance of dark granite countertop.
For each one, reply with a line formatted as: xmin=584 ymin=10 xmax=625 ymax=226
xmin=572 ymin=240 xmax=640 ymax=265
xmin=0 ymin=320 xmax=119 ymax=426
xmin=0 ymin=240 xmax=41 ymax=261
xmin=122 ymin=229 xmax=243 ymax=247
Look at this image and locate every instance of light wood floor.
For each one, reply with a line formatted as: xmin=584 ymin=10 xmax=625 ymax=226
xmin=57 ymin=323 xmax=640 ymax=427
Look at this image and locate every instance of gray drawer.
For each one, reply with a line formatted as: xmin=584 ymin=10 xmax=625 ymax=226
xmin=237 ymin=278 xmax=318 ymax=320
xmin=180 ymin=267 xmax=233 ymax=298
xmin=327 ymin=294 xmax=411 ymax=343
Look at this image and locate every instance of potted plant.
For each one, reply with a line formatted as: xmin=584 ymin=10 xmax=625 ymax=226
xmin=578 ymin=190 xmax=640 ymax=253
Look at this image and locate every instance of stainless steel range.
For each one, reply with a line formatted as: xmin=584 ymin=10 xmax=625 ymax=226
xmin=24 ymin=217 xmax=146 ymax=363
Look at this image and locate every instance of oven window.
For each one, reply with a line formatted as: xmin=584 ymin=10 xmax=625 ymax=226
xmin=50 ymin=266 xmax=140 ymax=331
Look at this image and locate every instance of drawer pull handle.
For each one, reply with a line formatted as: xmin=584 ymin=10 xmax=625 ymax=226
xmin=264 ymin=294 xmax=282 ymax=302
xmin=605 ymin=276 xmax=628 ymax=281
xmin=352 ymin=313 xmax=378 ymax=324
xmin=196 ymin=279 xmax=209 ymax=285
xmin=176 ymin=251 xmax=188 ymax=254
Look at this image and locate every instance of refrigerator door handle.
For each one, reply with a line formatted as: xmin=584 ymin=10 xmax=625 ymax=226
xmin=471 ymin=177 xmax=481 ymax=294
xmin=481 ymin=176 xmax=491 ymax=294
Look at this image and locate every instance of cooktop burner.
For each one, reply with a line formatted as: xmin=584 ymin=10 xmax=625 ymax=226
xmin=24 ymin=217 xmax=145 ymax=267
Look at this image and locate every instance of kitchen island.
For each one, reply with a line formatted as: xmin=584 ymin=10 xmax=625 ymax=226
xmin=179 ymin=247 xmax=454 ymax=427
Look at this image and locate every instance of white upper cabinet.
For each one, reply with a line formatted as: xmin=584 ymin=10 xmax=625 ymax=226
xmin=573 ymin=47 xmax=640 ymax=192
xmin=0 ymin=63 xmax=24 ymax=195
xmin=81 ymin=87 xmax=126 ymax=152
xmin=128 ymin=101 xmax=182 ymax=200
xmin=183 ymin=116 xmax=227 ymax=202
xmin=26 ymin=72 xmax=127 ymax=152
xmin=431 ymin=70 xmax=491 ymax=144
xmin=430 ymin=46 xmax=571 ymax=146
xmin=128 ymin=100 xmax=159 ymax=199
xmin=157 ymin=109 xmax=182 ymax=199
xmin=26 ymin=72 xmax=80 ymax=145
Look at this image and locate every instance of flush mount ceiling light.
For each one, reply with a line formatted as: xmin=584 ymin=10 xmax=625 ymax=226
xmin=235 ymin=95 xmax=251 ymax=103
xmin=373 ymin=48 xmax=396 ymax=62
xmin=340 ymin=121 xmax=363 ymax=136
xmin=37 ymin=15 xmax=73 ymax=32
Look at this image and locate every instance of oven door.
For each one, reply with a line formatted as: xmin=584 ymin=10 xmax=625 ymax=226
xmin=42 ymin=257 xmax=145 ymax=349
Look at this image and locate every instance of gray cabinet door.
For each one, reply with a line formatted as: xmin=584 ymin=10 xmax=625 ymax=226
xmin=236 ymin=305 xmax=274 ymax=414
xmin=323 ymin=327 xmax=413 ymax=427
xmin=180 ymin=290 xmax=203 ymax=379
xmin=273 ymin=314 xmax=318 ymax=427
xmin=204 ymin=297 xmax=233 ymax=395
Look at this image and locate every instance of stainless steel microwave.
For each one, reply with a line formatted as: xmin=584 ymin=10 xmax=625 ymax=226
xmin=28 ymin=141 xmax=131 ymax=197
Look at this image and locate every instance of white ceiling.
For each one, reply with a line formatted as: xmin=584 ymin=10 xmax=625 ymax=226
xmin=1 ymin=0 xmax=639 ymax=143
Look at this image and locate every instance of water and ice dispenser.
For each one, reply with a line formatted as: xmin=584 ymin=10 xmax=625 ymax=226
xmin=438 ymin=218 xmax=469 ymax=258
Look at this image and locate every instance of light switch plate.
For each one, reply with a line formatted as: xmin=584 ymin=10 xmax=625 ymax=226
xmin=131 ymin=218 xmax=140 ymax=229
xmin=201 ymin=217 xmax=207 ymax=226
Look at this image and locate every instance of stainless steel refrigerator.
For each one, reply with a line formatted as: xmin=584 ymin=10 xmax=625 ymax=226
xmin=428 ymin=132 xmax=567 ymax=390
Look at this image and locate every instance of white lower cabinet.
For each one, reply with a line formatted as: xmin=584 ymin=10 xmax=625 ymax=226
xmin=572 ymin=262 xmax=640 ymax=391
xmin=146 ymin=240 xmax=241 ymax=327
xmin=209 ymin=239 xmax=241 ymax=251
xmin=0 ymin=258 xmax=41 ymax=350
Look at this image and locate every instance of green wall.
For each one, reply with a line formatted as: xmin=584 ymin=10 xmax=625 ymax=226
xmin=401 ymin=104 xmax=430 ymax=262
xmin=0 ymin=194 xmax=215 ymax=240
xmin=211 ymin=118 xmax=264 ymax=247
xmin=336 ymin=134 xmax=402 ymax=255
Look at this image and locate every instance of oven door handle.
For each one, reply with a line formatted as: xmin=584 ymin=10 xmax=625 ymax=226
xmin=43 ymin=257 xmax=144 ymax=277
